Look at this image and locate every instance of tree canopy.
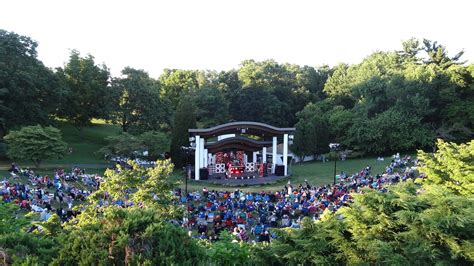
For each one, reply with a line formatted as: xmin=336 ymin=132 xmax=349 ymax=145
xmin=109 ymin=67 xmax=167 ymax=133
xmin=4 ymin=125 xmax=67 ymax=168
xmin=0 ymin=30 xmax=61 ymax=137
xmin=56 ymin=50 xmax=111 ymax=128
xmin=1 ymin=29 xmax=474 ymax=158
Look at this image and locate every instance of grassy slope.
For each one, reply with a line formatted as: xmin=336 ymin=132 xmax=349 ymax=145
xmin=0 ymin=120 xmax=121 ymax=170
xmin=45 ymin=120 xmax=121 ymax=164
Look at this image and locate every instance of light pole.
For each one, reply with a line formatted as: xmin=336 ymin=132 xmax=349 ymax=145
xmin=329 ymin=143 xmax=340 ymax=185
xmin=181 ymin=145 xmax=193 ymax=196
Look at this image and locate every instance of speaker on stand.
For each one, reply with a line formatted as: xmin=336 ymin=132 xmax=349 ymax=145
xmin=275 ymin=165 xmax=285 ymax=176
xmin=200 ymin=168 xmax=209 ymax=180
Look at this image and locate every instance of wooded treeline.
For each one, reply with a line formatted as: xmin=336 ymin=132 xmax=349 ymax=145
xmin=1 ymin=29 xmax=473 ymax=163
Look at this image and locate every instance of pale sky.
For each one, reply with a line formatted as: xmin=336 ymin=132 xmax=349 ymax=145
xmin=1 ymin=0 xmax=473 ymax=78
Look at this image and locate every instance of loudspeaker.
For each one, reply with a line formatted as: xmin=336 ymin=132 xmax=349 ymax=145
xmin=200 ymin=168 xmax=209 ymax=180
xmin=275 ymin=165 xmax=285 ymax=176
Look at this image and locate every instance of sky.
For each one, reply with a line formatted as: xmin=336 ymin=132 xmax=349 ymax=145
xmin=1 ymin=0 xmax=473 ymax=78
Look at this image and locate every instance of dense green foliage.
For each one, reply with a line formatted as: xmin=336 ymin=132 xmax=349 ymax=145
xmin=2 ymin=29 xmax=473 ymax=159
xmin=418 ymin=139 xmax=474 ymax=196
xmin=262 ymin=139 xmax=474 ymax=265
xmin=293 ymin=41 xmax=474 ymax=156
xmin=170 ymin=97 xmax=197 ymax=168
xmin=4 ymin=125 xmax=67 ymax=168
xmin=53 ymin=160 xmax=205 ymax=265
xmin=292 ymin=102 xmax=331 ymax=159
xmin=56 ymin=50 xmax=111 ymax=129
xmin=0 ymin=30 xmax=60 ymax=138
xmin=0 ymin=203 xmax=60 ymax=265
xmin=54 ymin=207 xmax=204 ymax=265
xmin=110 ymin=67 xmax=168 ymax=133
xmin=98 ymin=131 xmax=169 ymax=160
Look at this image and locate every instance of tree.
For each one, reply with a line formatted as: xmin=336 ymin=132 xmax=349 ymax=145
xmin=0 ymin=29 xmax=61 ymax=137
xmin=397 ymin=37 xmax=422 ymax=62
xmin=230 ymin=86 xmax=286 ymax=127
xmin=292 ymin=102 xmax=332 ymax=161
xmin=4 ymin=125 xmax=67 ymax=168
xmin=54 ymin=207 xmax=205 ymax=265
xmin=237 ymin=60 xmax=312 ymax=126
xmin=54 ymin=160 xmax=205 ymax=265
xmin=138 ymin=131 xmax=170 ymax=159
xmin=267 ymin=140 xmax=474 ymax=264
xmin=170 ymin=97 xmax=196 ymax=168
xmin=192 ymin=87 xmax=230 ymax=128
xmin=159 ymin=69 xmax=200 ymax=110
xmin=99 ymin=131 xmax=169 ymax=160
xmin=422 ymin=39 xmax=465 ymax=69
xmin=56 ymin=50 xmax=111 ymax=128
xmin=110 ymin=67 xmax=167 ymax=133
xmin=98 ymin=132 xmax=145 ymax=159
xmin=327 ymin=105 xmax=354 ymax=144
xmin=418 ymin=139 xmax=474 ymax=196
xmin=0 ymin=203 xmax=59 ymax=265
xmin=323 ymin=63 xmax=353 ymax=98
xmin=347 ymin=108 xmax=433 ymax=154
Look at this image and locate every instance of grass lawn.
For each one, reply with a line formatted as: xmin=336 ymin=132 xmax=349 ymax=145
xmin=176 ymin=156 xmax=393 ymax=192
xmin=0 ymin=120 xmax=121 ymax=168
xmin=45 ymin=120 xmax=121 ymax=164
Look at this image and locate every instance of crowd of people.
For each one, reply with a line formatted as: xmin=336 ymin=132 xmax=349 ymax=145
xmin=178 ymin=155 xmax=417 ymax=242
xmin=2 ymin=155 xmax=417 ymax=243
xmin=1 ymin=163 xmax=100 ymax=222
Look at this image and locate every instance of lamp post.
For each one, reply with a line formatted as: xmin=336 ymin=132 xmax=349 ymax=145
xmin=329 ymin=143 xmax=340 ymax=185
xmin=182 ymin=144 xmax=194 ymax=196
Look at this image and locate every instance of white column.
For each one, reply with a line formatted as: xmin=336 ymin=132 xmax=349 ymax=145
xmin=272 ymin=136 xmax=277 ymax=174
xmin=283 ymin=134 xmax=288 ymax=176
xmin=194 ymin=136 xmax=200 ymax=180
xmin=204 ymin=149 xmax=208 ymax=167
xmin=262 ymin=147 xmax=267 ymax=163
xmin=200 ymin=139 xmax=205 ymax=168
xmin=252 ymin=152 xmax=257 ymax=163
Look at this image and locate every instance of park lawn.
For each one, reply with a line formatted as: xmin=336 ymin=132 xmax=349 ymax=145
xmin=0 ymin=120 xmax=121 ymax=168
xmin=45 ymin=120 xmax=121 ymax=164
xmin=177 ymin=156 xmax=393 ymax=193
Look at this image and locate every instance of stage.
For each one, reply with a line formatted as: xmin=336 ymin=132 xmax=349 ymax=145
xmin=200 ymin=172 xmax=287 ymax=186
xmin=188 ymin=121 xmax=295 ymax=183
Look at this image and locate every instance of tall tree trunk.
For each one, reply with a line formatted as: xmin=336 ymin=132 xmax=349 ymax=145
xmin=122 ymin=114 xmax=128 ymax=132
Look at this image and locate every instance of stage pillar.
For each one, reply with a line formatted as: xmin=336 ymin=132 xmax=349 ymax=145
xmin=252 ymin=152 xmax=257 ymax=162
xmin=262 ymin=147 xmax=267 ymax=163
xmin=272 ymin=136 xmax=277 ymax=174
xmin=204 ymin=149 xmax=208 ymax=167
xmin=195 ymin=136 xmax=201 ymax=180
xmin=200 ymin=139 xmax=205 ymax=168
xmin=283 ymin=133 xmax=288 ymax=176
